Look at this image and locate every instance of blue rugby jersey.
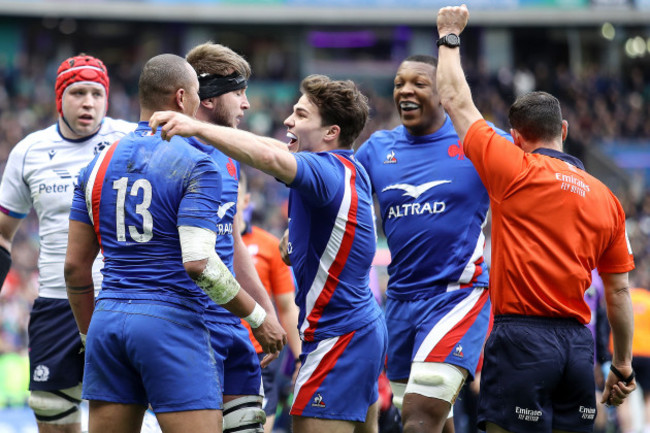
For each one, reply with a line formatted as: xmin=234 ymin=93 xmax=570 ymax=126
xmin=287 ymin=149 xmax=382 ymax=342
xmin=69 ymin=122 xmax=222 ymax=310
xmin=187 ymin=137 xmax=243 ymax=324
xmin=355 ymin=115 xmax=510 ymax=301
xmin=187 ymin=136 xmax=239 ymax=274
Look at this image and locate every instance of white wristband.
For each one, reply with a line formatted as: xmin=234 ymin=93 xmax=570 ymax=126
xmin=243 ymin=303 xmax=267 ymax=329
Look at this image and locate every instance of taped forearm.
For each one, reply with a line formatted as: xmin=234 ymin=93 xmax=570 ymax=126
xmin=179 ymin=226 xmax=267 ymax=328
xmin=179 ymin=225 xmax=241 ymax=305
xmin=195 ymin=253 xmax=241 ymax=305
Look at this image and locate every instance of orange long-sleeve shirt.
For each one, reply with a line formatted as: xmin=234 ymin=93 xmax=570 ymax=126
xmin=464 ymin=120 xmax=634 ymax=324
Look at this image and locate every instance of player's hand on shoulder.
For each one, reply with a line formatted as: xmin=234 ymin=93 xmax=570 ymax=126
xmin=252 ymin=313 xmax=287 ymax=360
xmin=149 ymin=111 xmax=197 ymax=141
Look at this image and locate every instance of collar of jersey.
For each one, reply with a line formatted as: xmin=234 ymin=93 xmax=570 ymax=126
xmin=57 ymin=120 xmax=104 ymax=143
xmin=532 ymin=147 xmax=584 ymax=171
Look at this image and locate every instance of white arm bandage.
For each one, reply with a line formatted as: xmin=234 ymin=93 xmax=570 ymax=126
xmin=242 ymin=303 xmax=267 ymax=329
xmin=179 ymin=225 xmax=241 ymax=305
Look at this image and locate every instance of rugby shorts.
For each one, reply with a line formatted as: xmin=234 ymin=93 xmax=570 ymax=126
xmin=478 ymin=315 xmax=596 ymax=433
xmin=82 ymin=299 xmax=221 ymax=412
xmin=385 ymin=287 xmax=491 ymax=382
xmin=28 ymin=297 xmax=84 ymax=391
xmin=290 ymin=316 xmax=387 ymax=422
xmin=208 ymin=321 xmax=263 ymax=397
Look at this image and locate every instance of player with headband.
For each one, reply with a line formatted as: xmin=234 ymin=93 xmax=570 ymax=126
xmin=186 ymin=42 xmax=286 ymax=433
xmin=0 ymin=53 xmax=135 ymax=433
xmin=139 ymin=42 xmax=289 ymax=433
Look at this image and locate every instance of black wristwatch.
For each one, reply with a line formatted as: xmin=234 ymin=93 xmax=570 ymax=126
xmin=436 ymin=33 xmax=460 ymax=48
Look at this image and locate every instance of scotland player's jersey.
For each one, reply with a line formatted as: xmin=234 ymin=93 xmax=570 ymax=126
xmin=287 ymin=149 xmax=382 ymax=342
xmin=69 ymin=122 xmax=222 ymax=310
xmin=187 ymin=137 xmax=241 ymax=324
xmin=356 ymin=115 xmax=510 ymax=301
xmin=0 ymin=118 xmax=135 ymax=299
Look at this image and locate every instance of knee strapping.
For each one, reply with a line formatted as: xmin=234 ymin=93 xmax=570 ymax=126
xmin=222 ymin=395 xmax=266 ymax=433
xmin=406 ymin=362 xmax=465 ymax=405
xmin=28 ymin=385 xmax=82 ymax=424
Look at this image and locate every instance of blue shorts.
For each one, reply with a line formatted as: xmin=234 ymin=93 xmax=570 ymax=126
xmin=385 ymin=287 xmax=490 ymax=381
xmin=478 ymin=315 xmax=596 ymax=433
xmin=28 ymin=297 xmax=84 ymax=391
xmin=83 ymin=299 xmax=221 ymax=412
xmin=208 ymin=321 xmax=262 ymax=396
xmin=259 ymin=351 xmax=282 ymax=416
xmin=291 ymin=316 xmax=387 ymax=422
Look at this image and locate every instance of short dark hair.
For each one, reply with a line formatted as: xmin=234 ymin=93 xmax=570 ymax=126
xmin=138 ymin=54 xmax=193 ymax=111
xmin=508 ymin=91 xmax=563 ymax=142
xmin=300 ymin=74 xmax=369 ymax=149
xmin=403 ymin=54 xmax=438 ymax=68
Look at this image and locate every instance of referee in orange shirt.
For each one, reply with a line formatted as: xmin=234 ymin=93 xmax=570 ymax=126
xmin=435 ymin=5 xmax=636 ymax=433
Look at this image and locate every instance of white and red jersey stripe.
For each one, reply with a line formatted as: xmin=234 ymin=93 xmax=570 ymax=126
xmin=287 ymin=150 xmax=382 ymax=343
xmin=84 ymin=141 xmax=119 ymax=251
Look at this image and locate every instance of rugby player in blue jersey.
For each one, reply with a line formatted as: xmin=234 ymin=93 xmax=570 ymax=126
xmin=64 ymin=53 xmax=285 ymax=433
xmin=355 ymin=54 xmax=510 ymax=433
xmin=150 ymin=74 xmax=388 ymax=433
xmin=183 ymin=42 xmax=288 ymax=433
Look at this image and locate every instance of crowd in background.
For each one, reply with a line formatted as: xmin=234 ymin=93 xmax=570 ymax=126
xmin=0 ymin=46 xmax=648 ymax=423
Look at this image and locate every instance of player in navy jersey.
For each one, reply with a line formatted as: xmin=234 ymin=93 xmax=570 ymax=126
xmin=185 ymin=42 xmax=286 ymax=433
xmin=150 ymin=74 xmax=388 ymax=433
xmin=0 ymin=53 xmax=135 ymax=433
xmin=355 ymin=55 xmax=511 ymax=433
xmin=64 ymin=54 xmax=285 ymax=433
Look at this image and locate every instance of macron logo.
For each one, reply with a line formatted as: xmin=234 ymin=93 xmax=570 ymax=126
xmin=217 ymin=202 xmax=235 ymax=219
xmin=382 ymin=180 xmax=451 ymax=199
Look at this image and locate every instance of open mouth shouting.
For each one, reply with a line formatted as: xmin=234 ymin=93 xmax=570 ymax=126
xmin=287 ymin=131 xmax=297 ymax=150
xmin=399 ymin=101 xmax=420 ymax=112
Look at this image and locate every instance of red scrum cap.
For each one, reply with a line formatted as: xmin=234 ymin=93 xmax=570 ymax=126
xmin=55 ymin=55 xmax=110 ymax=116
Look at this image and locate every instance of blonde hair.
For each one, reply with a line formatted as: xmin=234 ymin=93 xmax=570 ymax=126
xmin=186 ymin=42 xmax=251 ymax=79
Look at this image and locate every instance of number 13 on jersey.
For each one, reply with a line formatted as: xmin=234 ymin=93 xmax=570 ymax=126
xmin=112 ymin=177 xmax=153 ymax=243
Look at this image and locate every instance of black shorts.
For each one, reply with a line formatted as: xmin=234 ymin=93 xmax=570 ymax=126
xmin=478 ymin=315 xmax=596 ymax=433
xmin=632 ymin=356 xmax=650 ymax=392
xmin=28 ymin=297 xmax=84 ymax=391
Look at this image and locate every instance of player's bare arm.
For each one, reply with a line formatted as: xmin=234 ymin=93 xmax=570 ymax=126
xmin=0 ymin=213 xmax=22 ymax=291
xmin=180 ymin=225 xmax=287 ymax=355
xmin=64 ymin=220 xmax=100 ymax=335
xmin=600 ymin=271 xmax=636 ymax=406
xmin=0 ymin=213 xmax=21 ymax=252
xmin=275 ymin=291 xmax=302 ymax=360
xmin=233 ymin=217 xmax=276 ymax=314
xmin=232 ymin=225 xmax=285 ymax=365
xmin=435 ymin=4 xmax=483 ymax=143
xmin=150 ymin=111 xmax=298 ymax=185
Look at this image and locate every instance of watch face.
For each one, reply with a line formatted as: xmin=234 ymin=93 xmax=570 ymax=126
xmin=446 ymin=34 xmax=460 ymax=46
xmin=437 ymin=33 xmax=460 ymax=47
